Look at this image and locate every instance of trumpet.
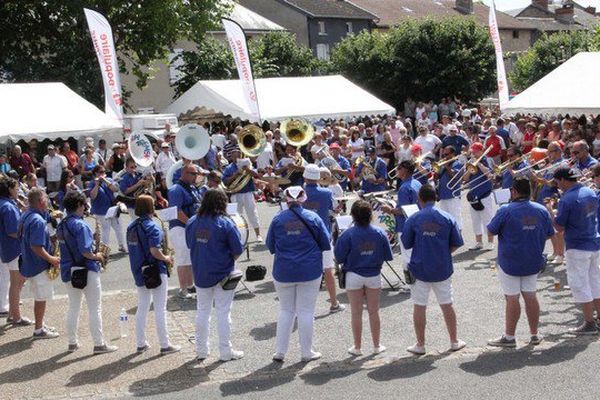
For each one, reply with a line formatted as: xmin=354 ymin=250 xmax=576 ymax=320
xmin=465 ymin=146 xmax=493 ymax=175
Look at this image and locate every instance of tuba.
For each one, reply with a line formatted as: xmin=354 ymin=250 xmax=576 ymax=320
xmin=175 ymin=124 xmax=210 ymax=161
xmin=223 ymin=125 xmax=266 ymax=194
xmin=280 ymin=118 xmax=315 ymax=147
xmin=317 ymin=147 xmax=347 ymax=183
xmin=91 ymin=216 xmax=110 ymax=272
xmin=166 ymin=159 xmax=184 ymax=189
xmin=128 ymin=131 xmax=156 ymax=197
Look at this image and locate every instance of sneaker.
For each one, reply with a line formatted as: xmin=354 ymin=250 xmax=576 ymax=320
xmin=272 ymin=353 xmax=285 ymax=363
xmin=187 ymin=286 xmax=196 ymax=294
xmin=450 ymin=339 xmax=466 ymax=352
xmin=256 ymin=235 xmax=264 ymax=243
xmin=11 ymin=317 xmax=34 ymax=326
xmin=546 ymin=254 xmax=556 ymax=262
xmin=33 ymin=328 xmax=59 ymax=339
xmin=487 ymin=243 xmax=495 ymax=251
xmin=529 ymin=334 xmax=544 ymax=345
xmin=329 ymin=303 xmax=346 ymax=313
xmin=552 ymin=256 xmax=564 ymax=265
xmin=43 ymin=324 xmax=57 ymax=332
xmin=373 ymin=345 xmax=387 ymax=355
xmin=220 ymin=349 xmax=244 ymax=362
xmin=468 ymin=243 xmax=483 ymax=251
xmin=301 ymin=351 xmax=322 ymax=362
xmin=569 ymin=321 xmax=599 ymax=335
xmin=178 ymin=289 xmax=193 ymax=300
xmin=347 ymin=346 xmax=362 ymax=356
xmin=118 ymin=246 xmax=127 ymax=253
xmin=136 ymin=344 xmax=151 ymax=353
xmin=487 ymin=336 xmax=516 ymax=348
xmin=196 ymin=352 xmax=209 ymax=362
xmin=68 ymin=343 xmax=80 ymax=353
xmin=160 ymin=345 xmax=182 ymax=355
xmin=406 ymin=344 xmax=426 ymax=355
xmin=94 ymin=344 xmax=118 ymax=354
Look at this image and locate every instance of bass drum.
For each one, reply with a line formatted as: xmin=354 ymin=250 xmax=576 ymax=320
xmin=368 ymin=198 xmax=398 ymax=247
xmin=230 ymin=214 xmax=249 ymax=247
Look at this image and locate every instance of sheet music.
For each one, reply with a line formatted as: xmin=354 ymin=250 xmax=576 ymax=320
xmin=157 ymin=206 xmax=178 ymax=221
xmin=105 ymin=205 xmax=119 ymax=219
xmin=493 ymin=188 xmax=511 ymax=205
xmin=401 ymin=204 xmax=419 ymax=218
xmin=335 ymin=215 xmax=353 ymax=231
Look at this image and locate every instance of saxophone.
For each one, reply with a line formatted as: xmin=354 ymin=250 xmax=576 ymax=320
xmin=155 ymin=214 xmax=174 ymax=276
xmin=47 ymin=209 xmax=63 ymax=280
xmin=91 ymin=216 xmax=110 ymax=272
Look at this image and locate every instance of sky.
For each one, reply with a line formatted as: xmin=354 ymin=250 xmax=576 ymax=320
xmin=481 ymin=0 xmax=600 ymax=12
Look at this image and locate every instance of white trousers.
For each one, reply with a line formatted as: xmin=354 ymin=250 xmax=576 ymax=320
xmin=65 ymin=271 xmax=105 ymax=346
xmin=0 ymin=260 xmax=9 ymax=313
xmin=195 ymin=284 xmax=236 ymax=358
xmin=399 ymin=239 xmax=412 ymax=271
xmin=274 ymin=277 xmax=321 ymax=358
xmin=136 ymin=274 xmax=170 ymax=348
xmin=96 ymin=214 xmax=125 ymax=247
xmin=439 ymin=197 xmax=463 ymax=230
xmin=232 ymin=192 xmax=259 ymax=229
xmin=469 ymin=195 xmax=495 ymax=236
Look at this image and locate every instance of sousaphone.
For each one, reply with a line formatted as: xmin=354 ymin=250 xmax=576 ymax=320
xmin=280 ymin=118 xmax=315 ymax=148
xmin=175 ymin=124 xmax=210 ymax=161
xmin=128 ymin=131 xmax=154 ymax=168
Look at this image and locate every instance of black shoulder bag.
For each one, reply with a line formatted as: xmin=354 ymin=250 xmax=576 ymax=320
xmin=134 ymin=222 xmax=162 ymax=289
xmin=59 ymin=218 xmax=88 ymax=289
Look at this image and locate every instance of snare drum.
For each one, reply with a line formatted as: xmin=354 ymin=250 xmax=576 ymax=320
xmin=230 ymin=214 xmax=249 ymax=247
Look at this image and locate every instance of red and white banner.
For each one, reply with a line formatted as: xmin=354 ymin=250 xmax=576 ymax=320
xmin=222 ymin=18 xmax=261 ymax=122
xmin=84 ymin=8 xmax=123 ymax=124
xmin=488 ymin=0 xmax=509 ymax=111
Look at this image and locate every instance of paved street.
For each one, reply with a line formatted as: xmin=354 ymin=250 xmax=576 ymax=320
xmin=2 ymin=199 xmax=600 ymax=400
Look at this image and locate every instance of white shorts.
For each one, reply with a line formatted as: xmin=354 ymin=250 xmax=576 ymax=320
xmin=1 ymin=258 xmax=19 ymax=272
xmin=29 ymin=271 xmax=54 ymax=301
xmin=346 ymin=272 xmax=381 ymax=290
xmin=565 ymin=249 xmax=600 ymax=303
xmin=497 ymin=268 xmax=538 ymax=296
xmin=411 ymin=278 xmax=453 ymax=306
xmin=170 ymin=226 xmax=191 ymax=267
xmin=323 ymin=247 xmax=334 ymax=270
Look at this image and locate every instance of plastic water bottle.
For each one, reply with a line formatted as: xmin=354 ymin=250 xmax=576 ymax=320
xmin=119 ymin=308 xmax=128 ymax=338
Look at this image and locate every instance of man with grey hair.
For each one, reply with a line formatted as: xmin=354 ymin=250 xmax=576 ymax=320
xmin=572 ymin=140 xmax=598 ymax=171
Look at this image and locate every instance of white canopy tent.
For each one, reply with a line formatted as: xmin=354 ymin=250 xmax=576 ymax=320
xmin=504 ymin=52 xmax=600 ymax=116
xmin=164 ymin=75 xmax=395 ymax=122
xmin=0 ymin=82 xmax=122 ymax=143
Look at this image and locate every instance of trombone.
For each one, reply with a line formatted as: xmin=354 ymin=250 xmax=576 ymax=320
xmin=446 ymin=147 xmax=492 ymax=191
xmin=492 ymin=154 xmax=527 ymax=175
xmin=431 ymin=153 xmax=465 ymax=174
xmin=388 ymin=153 xmax=428 ymax=180
xmin=465 ymin=146 xmax=493 ymax=174
xmin=451 ymin=173 xmax=493 ymax=198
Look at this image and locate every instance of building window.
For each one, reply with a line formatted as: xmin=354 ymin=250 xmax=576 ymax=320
xmin=168 ymin=48 xmax=185 ymax=84
xmin=512 ymin=30 xmax=519 ymax=39
xmin=346 ymin=22 xmax=353 ymax=34
xmin=318 ymin=21 xmax=327 ymax=35
xmin=316 ymin=44 xmax=330 ymax=61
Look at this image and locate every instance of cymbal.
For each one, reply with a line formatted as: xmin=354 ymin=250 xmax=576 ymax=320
xmin=262 ymin=176 xmax=291 ymax=185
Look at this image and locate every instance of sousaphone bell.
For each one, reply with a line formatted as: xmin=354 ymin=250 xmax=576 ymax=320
xmin=175 ymin=124 xmax=210 ymax=161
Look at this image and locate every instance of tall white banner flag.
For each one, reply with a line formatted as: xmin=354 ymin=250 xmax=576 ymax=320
xmin=488 ymin=0 xmax=509 ymax=111
xmin=222 ymin=18 xmax=261 ymax=122
xmin=84 ymin=8 xmax=123 ymax=124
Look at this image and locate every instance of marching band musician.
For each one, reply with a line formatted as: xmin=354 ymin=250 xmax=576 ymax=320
xmin=356 ymin=146 xmax=387 ymax=193
xmin=127 ymin=195 xmax=181 ymax=354
xmin=119 ymin=158 xmax=150 ymax=218
xmin=437 ymin=146 xmax=464 ymax=231
xmin=58 ymin=191 xmax=117 ymax=354
xmin=463 ymin=142 xmax=495 ymax=251
xmin=302 ymin=164 xmax=345 ymax=313
xmin=411 ymin=144 xmax=433 ymax=186
xmin=500 ymin=146 xmax=528 ymax=190
xmin=546 ymin=167 xmax=600 ymax=335
xmin=324 ymin=143 xmax=351 ymax=191
xmin=168 ymin=164 xmax=202 ymax=300
xmin=275 ymin=144 xmax=307 ymax=188
xmin=334 ymin=200 xmax=393 ymax=356
xmin=572 ymin=140 xmax=598 ymax=172
xmin=0 ymin=176 xmax=30 ymax=326
xmin=222 ymin=145 xmax=263 ymax=242
xmin=381 ymin=160 xmax=422 ymax=272
xmin=532 ymin=142 xmax=565 ymax=264
xmin=266 ymin=186 xmax=331 ymax=363
xmin=401 ymin=185 xmax=466 ymax=355
xmin=88 ymin=165 xmax=126 ymax=253
xmin=486 ymin=178 xmax=554 ymax=347
xmin=18 ymin=188 xmax=60 ymax=339
xmin=185 ymin=189 xmax=245 ymax=362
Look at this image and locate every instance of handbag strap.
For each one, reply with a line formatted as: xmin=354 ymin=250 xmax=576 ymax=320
xmin=289 ymin=207 xmax=318 ymax=245
xmin=133 ymin=220 xmax=152 ymax=266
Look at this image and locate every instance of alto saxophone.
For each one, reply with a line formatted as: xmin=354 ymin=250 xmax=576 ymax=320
xmin=155 ymin=214 xmax=174 ymax=276
xmin=91 ymin=216 xmax=110 ymax=272
xmin=47 ymin=209 xmax=64 ymax=280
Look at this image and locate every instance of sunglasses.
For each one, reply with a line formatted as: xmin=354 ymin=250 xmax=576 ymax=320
xmin=571 ymin=151 xmax=580 ymax=155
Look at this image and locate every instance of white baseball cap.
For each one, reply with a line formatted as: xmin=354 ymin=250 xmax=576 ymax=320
xmin=302 ymin=164 xmax=321 ymax=180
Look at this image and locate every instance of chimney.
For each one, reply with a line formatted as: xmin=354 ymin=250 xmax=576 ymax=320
xmin=555 ymin=3 xmax=575 ymax=24
xmin=532 ymin=0 xmax=549 ymax=11
xmin=584 ymin=6 xmax=596 ymax=15
xmin=455 ymin=0 xmax=473 ymax=14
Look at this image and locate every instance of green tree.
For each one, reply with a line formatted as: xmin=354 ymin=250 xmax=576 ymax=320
xmin=331 ymin=17 xmax=496 ymax=107
xmin=0 ymin=0 xmax=229 ymax=109
xmin=509 ymin=30 xmax=599 ymax=91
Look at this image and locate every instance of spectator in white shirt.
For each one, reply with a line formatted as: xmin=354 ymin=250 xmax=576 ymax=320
xmin=156 ymin=142 xmax=176 ymax=177
xmin=414 ymin=126 xmax=442 ymax=156
xmin=42 ymin=144 xmax=67 ymax=193
xmin=256 ymin=131 xmax=275 ymax=171
xmin=211 ymin=129 xmax=227 ymax=150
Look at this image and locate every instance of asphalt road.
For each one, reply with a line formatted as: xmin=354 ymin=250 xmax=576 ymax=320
xmin=18 ymin=197 xmax=600 ymax=399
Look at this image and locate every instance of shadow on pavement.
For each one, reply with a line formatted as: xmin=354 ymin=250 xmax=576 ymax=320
xmin=219 ymin=361 xmax=304 ymax=396
xmin=0 ymin=351 xmax=94 ymax=383
xmin=0 ymin=335 xmax=34 ymax=360
xmin=300 ymin=355 xmax=374 ymax=385
xmin=66 ymin=352 xmax=161 ymax=387
xmin=367 ymin=352 xmax=450 ymax=381
xmin=459 ymin=337 xmax=595 ymax=376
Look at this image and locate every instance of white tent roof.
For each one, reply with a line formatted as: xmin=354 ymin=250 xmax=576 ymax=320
xmin=504 ymin=52 xmax=600 ymax=116
xmin=164 ymin=75 xmax=395 ymax=122
xmin=0 ymin=82 xmax=122 ymax=143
